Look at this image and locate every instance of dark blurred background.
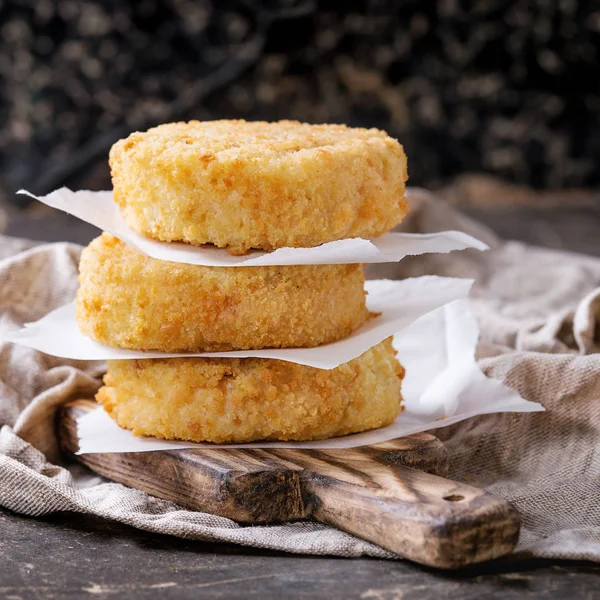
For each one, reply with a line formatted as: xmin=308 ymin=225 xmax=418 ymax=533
xmin=1 ymin=0 xmax=600 ymax=252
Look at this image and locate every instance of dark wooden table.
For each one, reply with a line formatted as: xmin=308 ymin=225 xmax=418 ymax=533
xmin=1 ymin=176 xmax=600 ymax=599
xmin=2 ymin=509 xmax=599 ymax=600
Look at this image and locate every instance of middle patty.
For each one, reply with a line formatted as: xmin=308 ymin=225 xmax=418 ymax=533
xmin=76 ymin=233 xmax=370 ymax=352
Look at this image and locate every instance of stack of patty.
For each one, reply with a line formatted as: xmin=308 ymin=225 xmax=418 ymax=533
xmin=76 ymin=120 xmax=409 ymax=443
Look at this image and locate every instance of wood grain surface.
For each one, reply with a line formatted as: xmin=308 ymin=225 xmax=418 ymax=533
xmin=59 ymin=400 xmax=520 ymax=569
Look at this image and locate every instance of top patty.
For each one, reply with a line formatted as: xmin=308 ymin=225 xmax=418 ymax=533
xmin=110 ymin=120 xmax=408 ymax=255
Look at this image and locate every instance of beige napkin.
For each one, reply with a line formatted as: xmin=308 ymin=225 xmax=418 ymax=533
xmin=1 ymin=189 xmax=599 ymax=561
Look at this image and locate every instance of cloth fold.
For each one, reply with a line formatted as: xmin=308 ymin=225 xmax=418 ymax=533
xmin=1 ymin=189 xmax=600 ymax=561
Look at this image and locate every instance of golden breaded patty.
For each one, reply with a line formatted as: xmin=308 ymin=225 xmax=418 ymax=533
xmin=109 ymin=120 xmax=408 ymax=255
xmin=76 ymin=233 xmax=369 ymax=352
xmin=97 ymin=339 xmax=404 ymax=443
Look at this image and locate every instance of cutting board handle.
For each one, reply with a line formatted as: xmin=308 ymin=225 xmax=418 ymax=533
xmin=304 ymin=456 xmax=520 ymax=569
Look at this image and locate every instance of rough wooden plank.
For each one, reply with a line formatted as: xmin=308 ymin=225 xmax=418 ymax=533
xmin=59 ymin=400 xmax=519 ymax=569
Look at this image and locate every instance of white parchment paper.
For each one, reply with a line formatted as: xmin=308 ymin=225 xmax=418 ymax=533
xmin=76 ymin=300 xmax=543 ymax=453
xmin=18 ymin=188 xmax=488 ymax=266
xmin=4 ymin=277 xmax=474 ymax=369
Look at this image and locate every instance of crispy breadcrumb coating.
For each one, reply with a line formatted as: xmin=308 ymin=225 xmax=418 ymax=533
xmin=109 ymin=120 xmax=408 ymax=255
xmin=76 ymin=234 xmax=369 ymax=351
xmin=96 ymin=339 xmax=404 ymax=443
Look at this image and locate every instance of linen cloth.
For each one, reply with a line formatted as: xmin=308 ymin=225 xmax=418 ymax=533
xmin=1 ymin=189 xmax=599 ymax=561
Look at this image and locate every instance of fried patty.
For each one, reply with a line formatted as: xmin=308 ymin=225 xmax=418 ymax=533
xmin=76 ymin=234 xmax=369 ymax=352
xmin=96 ymin=339 xmax=404 ymax=443
xmin=109 ymin=120 xmax=408 ymax=255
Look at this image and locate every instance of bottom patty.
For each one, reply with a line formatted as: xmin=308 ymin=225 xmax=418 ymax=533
xmin=96 ymin=339 xmax=404 ymax=443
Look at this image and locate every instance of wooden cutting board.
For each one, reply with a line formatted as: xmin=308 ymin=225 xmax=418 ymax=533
xmin=59 ymin=400 xmax=520 ymax=569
